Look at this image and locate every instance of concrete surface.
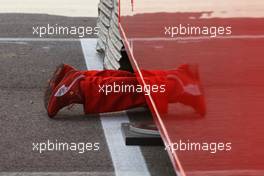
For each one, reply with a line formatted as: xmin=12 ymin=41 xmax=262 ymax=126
xmin=0 ymin=0 xmax=100 ymax=17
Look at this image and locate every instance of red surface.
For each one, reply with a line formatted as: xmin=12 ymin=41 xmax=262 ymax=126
xmin=119 ymin=1 xmax=264 ymax=175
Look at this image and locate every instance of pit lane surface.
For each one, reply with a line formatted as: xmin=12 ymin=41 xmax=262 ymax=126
xmin=0 ymin=14 xmax=175 ymax=176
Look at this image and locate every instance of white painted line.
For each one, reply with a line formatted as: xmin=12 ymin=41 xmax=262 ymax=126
xmin=80 ymin=39 xmax=151 ymax=176
xmin=80 ymin=39 xmax=104 ymax=70
xmin=129 ymin=35 xmax=264 ymax=42
xmin=0 ymin=34 xmax=263 ymax=43
xmin=0 ymin=38 xmax=83 ymax=42
xmin=101 ymin=112 xmax=151 ymax=176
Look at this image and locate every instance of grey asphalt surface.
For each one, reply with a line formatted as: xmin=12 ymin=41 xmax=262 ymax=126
xmin=0 ymin=13 xmax=175 ymax=175
xmin=0 ymin=13 xmax=98 ymax=38
xmin=0 ymin=40 xmax=113 ymax=173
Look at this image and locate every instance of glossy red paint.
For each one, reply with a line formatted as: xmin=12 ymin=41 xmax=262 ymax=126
xmin=119 ymin=1 xmax=264 ymax=175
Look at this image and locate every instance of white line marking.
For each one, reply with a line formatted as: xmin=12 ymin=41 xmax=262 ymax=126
xmin=101 ymin=112 xmax=151 ymax=176
xmin=0 ymin=38 xmax=83 ymax=42
xmin=80 ymin=39 xmax=151 ymax=176
xmin=129 ymin=35 xmax=264 ymax=42
xmin=80 ymin=39 xmax=104 ymax=70
xmin=0 ymin=34 xmax=263 ymax=43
